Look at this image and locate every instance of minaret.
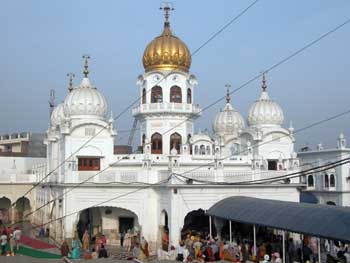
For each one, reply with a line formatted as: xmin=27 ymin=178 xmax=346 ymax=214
xmin=67 ymin=73 xmax=75 ymax=93
xmin=133 ymin=6 xmax=201 ymax=155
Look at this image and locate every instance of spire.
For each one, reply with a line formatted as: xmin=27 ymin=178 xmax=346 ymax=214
xmin=160 ymin=2 xmax=174 ymax=36
xmin=67 ymin=73 xmax=75 ymax=93
xmin=225 ymin=84 xmax=231 ymax=103
xmin=82 ymin=54 xmax=90 ymax=78
xmin=262 ymin=72 xmax=267 ymax=91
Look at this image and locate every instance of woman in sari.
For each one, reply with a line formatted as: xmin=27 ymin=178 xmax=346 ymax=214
xmin=71 ymin=237 xmax=80 ymax=259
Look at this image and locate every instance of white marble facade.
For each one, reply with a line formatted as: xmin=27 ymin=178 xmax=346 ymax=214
xmin=36 ymin=13 xmax=311 ymax=249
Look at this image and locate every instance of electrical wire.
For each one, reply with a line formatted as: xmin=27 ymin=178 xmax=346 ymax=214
xmin=16 ymin=0 xmax=260 ymax=201
xmin=12 ymin=11 xmax=350 ymax=227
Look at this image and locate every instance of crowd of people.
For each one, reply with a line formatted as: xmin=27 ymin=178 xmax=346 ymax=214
xmin=157 ymin=230 xmax=350 ymax=263
xmin=0 ymin=223 xmax=21 ymax=257
xmin=60 ymin=228 xmax=150 ymax=260
xmin=61 ymin=230 xmax=110 ymax=259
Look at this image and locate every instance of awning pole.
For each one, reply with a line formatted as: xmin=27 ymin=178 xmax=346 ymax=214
xmin=253 ymin=225 xmax=257 ymax=258
xmin=209 ymin=215 xmax=212 ymax=239
xmin=318 ymin=238 xmax=321 ymax=263
xmin=229 ymin=220 xmax=232 ymax=243
xmin=282 ymin=231 xmax=286 ymax=263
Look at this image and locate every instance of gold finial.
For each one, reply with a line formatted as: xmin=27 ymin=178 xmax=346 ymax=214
xmin=262 ymin=71 xmax=267 ymax=91
xmin=82 ymin=54 xmax=90 ymax=78
xmin=67 ymin=73 xmax=75 ymax=93
xmin=160 ymin=2 xmax=174 ymax=36
xmin=225 ymin=84 xmax=231 ymax=103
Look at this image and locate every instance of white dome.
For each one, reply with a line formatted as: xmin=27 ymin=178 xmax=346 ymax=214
xmin=63 ymin=77 xmax=108 ymax=119
xmin=248 ymin=89 xmax=284 ymax=127
xmin=213 ymin=102 xmax=245 ymax=136
xmin=51 ymin=103 xmax=65 ymax=127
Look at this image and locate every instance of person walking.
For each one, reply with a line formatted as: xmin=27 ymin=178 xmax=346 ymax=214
xmin=61 ymin=240 xmax=70 ymax=258
xmin=13 ymin=227 xmax=21 ymax=251
xmin=0 ymin=230 xmax=7 ymax=255
xmin=120 ymin=230 xmax=125 ymax=248
xmin=124 ymin=230 xmax=132 ymax=252
xmin=82 ymin=230 xmax=90 ymax=251
xmin=9 ymin=234 xmax=16 ymax=256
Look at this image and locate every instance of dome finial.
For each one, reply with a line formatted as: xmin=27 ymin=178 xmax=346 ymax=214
xmin=262 ymin=71 xmax=267 ymax=91
xmin=67 ymin=73 xmax=75 ymax=93
xmin=82 ymin=54 xmax=90 ymax=78
xmin=225 ymin=83 xmax=231 ymax=103
xmin=160 ymin=2 xmax=174 ymax=36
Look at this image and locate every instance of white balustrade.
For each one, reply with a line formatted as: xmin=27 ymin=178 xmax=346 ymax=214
xmin=132 ymin=102 xmax=202 ymax=116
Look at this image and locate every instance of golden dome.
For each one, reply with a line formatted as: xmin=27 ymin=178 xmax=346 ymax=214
xmin=142 ymin=12 xmax=191 ymax=73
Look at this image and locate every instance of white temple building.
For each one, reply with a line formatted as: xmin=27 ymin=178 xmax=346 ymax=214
xmin=25 ymin=7 xmax=349 ymax=250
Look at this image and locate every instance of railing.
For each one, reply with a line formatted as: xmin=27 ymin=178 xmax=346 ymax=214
xmin=132 ymin=103 xmax=202 ymax=116
xmin=0 ymin=171 xmax=37 ymax=183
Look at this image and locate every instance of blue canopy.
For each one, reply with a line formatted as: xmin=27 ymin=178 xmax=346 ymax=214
xmin=207 ymin=196 xmax=350 ymax=242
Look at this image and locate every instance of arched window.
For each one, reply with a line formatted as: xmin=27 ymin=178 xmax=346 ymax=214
xmin=307 ymin=175 xmax=314 ymax=187
xmin=200 ymin=145 xmax=206 ymax=155
xmin=324 ymin=174 xmax=329 ymax=188
xmin=330 ymin=174 xmax=335 ymax=187
xmin=142 ymin=88 xmax=146 ymax=104
xmin=170 ymin=86 xmax=182 ymax=103
xmin=151 ymin=86 xmax=163 ymax=103
xmin=206 ymin=146 xmax=211 ymax=155
xmin=170 ymin=133 xmax=182 ymax=154
xmin=142 ymin=134 xmax=146 ymax=146
xmin=187 ymin=88 xmax=192 ymax=104
xmin=187 ymin=134 xmax=192 ymax=155
xmin=194 ymin=145 xmax=199 ymax=155
xmin=151 ymin=133 xmax=162 ymax=154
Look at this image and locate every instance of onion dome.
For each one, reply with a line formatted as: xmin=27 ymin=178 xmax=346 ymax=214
xmin=248 ymin=74 xmax=284 ymax=127
xmin=212 ymin=88 xmax=245 ymax=136
xmin=51 ymin=103 xmax=65 ymax=127
xmin=142 ymin=5 xmax=191 ymax=73
xmin=63 ymin=56 xmax=108 ymax=119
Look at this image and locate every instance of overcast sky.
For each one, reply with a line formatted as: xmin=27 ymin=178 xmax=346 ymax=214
xmin=1 ymin=0 xmax=349 ymax=150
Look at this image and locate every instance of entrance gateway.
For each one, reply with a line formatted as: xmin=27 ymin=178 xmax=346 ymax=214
xmin=77 ymin=207 xmax=139 ymax=245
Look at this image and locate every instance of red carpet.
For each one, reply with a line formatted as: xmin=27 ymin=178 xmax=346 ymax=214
xmin=20 ymin=235 xmax=57 ymax=249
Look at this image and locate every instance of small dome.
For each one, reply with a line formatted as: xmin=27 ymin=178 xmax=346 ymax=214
xmin=213 ymin=92 xmax=245 ymax=136
xmin=63 ymin=77 xmax=108 ymax=119
xmin=142 ymin=14 xmax=191 ymax=72
xmin=248 ymin=89 xmax=284 ymax=127
xmin=51 ymin=103 xmax=65 ymax=127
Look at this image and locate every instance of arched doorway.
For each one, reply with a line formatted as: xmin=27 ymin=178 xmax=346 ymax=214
xmin=170 ymin=86 xmax=182 ymax=103
xmin=77 ymin=207 xmax=139 ymax=247
xmin=181 ymin=209 xmax=216 ymax=240
xmin=151 ymin=133 xmax=162 ymax=154
xmin=170 ymin=133 xmax=182 ymax=154
xmin=0 ymin=197 xmax=11 ymax=224
xmin=15 ymin=197 xmax=31 ymax=222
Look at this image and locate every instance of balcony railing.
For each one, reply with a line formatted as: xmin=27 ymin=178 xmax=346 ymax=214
xmin=132 ymin=103 xmax=202 ymax=116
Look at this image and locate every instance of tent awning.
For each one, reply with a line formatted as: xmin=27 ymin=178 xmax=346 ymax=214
xmin=206 ymin=196 xmax=350 ymax=242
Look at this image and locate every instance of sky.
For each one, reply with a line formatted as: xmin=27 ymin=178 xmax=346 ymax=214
xmin=1 ymin=0 xmax=350 ymax=150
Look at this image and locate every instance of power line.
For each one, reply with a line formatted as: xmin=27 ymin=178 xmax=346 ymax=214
xmin=22 ymin=107 xmax=350 ymax=226
xmin=15 ymin=12 xmax=350 ymax=225
xmin=16 ymin=0 xmax=260 ymax=201
xmin=160 ymin=17 xmax=350 ymax=136
xmin=172 ymin=108 xmax=350 ymax=179
xmin=174 ymin=156 xmax=350 ymax=186
xmin=14 ymin=175 xmax=172 ymax=231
